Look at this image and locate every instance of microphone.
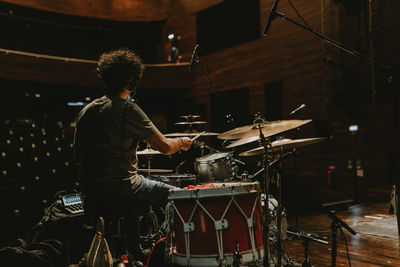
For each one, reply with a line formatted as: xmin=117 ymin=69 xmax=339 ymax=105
xmin=290 ymin=104 xmax=306 ymax=116
xmin=188 ymin=44 xmax=200 ymax=72
xmin=263 ymin=0 xmax=280 ymax=35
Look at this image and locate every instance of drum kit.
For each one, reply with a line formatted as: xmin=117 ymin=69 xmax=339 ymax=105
xmin=137 ymin=115 xmax=327 ymax=267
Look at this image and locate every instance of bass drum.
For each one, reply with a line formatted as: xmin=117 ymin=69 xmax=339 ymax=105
xmin=194 ymin=152 xmax=232 ymax=183
xmin=166 ymin=182 xmax=264 ymax=267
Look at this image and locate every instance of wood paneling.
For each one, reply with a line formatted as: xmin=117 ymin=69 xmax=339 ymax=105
xmin=0 ymin=0 xmax=171 ymax=21
xmin=0 ymin=52 xmax=193 ymax=90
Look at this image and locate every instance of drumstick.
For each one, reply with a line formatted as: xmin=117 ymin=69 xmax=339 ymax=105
xmin=191 ymin=131 xmax=206 ymax=141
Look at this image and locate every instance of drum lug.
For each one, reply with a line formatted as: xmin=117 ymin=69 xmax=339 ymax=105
xmin=208 ymin=162 xmax=214 ymax=171
xmin=184 ymin=222 xmax=195 ymax=233
xmin=246 ymin=218 xmax=254 ymax=228
xmin=215 ymin=219 xmax=228 ymax=230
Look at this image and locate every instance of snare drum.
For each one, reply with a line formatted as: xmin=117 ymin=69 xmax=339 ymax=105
xmin=150 ymin=174 xmax=197 ymax=188
xmin=194 ymin=152 xmax=232 ymax=182
xmin=166 ymin=182 xmax=264 ymax=267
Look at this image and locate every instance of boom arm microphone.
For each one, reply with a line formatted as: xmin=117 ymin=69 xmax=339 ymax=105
xmin=263 ymin=0 xmax=280 ymax=35
xmin=188 ymin=44 xmax=200 ymax=72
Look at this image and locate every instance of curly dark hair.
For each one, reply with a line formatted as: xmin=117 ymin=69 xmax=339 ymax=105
xmin=96 ymin=48 xmax=145 ymax=95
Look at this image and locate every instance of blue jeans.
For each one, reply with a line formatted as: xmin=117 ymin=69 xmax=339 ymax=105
xmin=132 ymin=175 xmax=178 ymax=208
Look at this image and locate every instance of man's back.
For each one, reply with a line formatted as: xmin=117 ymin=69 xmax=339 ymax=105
xmin=74 ymin=95 xmax=156 ymax=193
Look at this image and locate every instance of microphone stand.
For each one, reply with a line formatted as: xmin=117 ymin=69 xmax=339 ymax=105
xmin=197 ymin=57 xmax=235 ymax=129
xmin=327 ymin=210 xmax=356 ymax=267
xmin=265 ymin=8 xmax=400 ymax=234
xmin=287 ymin=230 xmax=329 ymax=267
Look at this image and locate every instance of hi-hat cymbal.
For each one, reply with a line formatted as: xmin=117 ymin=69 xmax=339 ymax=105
xmin=138 ymin=169 xmax=173 ymax=173
xmin=218 ymin=119 xmax=312 ymax=140
xmin=137 ymin=148 xmax=162 ymax=155
xmin=165 ymin=132 xmax=219 ymax=137
xmin=238 ymin=137 xmax=327 ymax=157
xmin=175 ymin=121 xmax=207 ymax=125
xmin=180 ymin=115 xmax=201 ymax=120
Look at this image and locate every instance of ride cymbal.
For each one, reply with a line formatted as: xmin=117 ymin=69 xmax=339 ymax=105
xmin=165 ymin=132 xmax=219 ymax=137
xmin=138 ymin=169 xmax=173 ymax=173
xmin=137 ymin=148 xmax=162 ymax=155
xmin=238 ymin=137 xmax=327 ymax=157
xmin=175 ymin=121 xmax=207 ymax=125
xmin=218 ymin=119 xmax=312 ymax=140
xmin=180 ymin=115 xmax=201 ymax=120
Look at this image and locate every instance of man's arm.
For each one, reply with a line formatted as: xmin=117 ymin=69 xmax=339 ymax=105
xmin=145 ymin=130 xmax=192 ymax=155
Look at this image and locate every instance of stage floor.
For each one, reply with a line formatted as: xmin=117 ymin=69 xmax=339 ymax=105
xmin=285 ymin=202 xmax=400 ymax=266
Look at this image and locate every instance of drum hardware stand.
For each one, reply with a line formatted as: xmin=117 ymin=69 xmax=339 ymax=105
xmin=258 ymin=125 xmax=272 ymax=267
xmin=327 ymin=210 xmax=356 ymax=267
xmin=233 ymin=241 xmax=242 ymax=267
xmin=276 ymin=158 xmax=283 ymax=267
xmin=264 ymin=1 xmax=400 ymax=234
xmin=193 ymin=140 xmax=218 ymax=157
xmin=289 ymin=104 xmax=306 ymax=231
xmin=286 ymin=230 xmax=328 ymax=267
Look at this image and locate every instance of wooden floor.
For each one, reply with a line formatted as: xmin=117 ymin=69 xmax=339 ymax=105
xmin=284 ymin=202 xmax=400 ymax=267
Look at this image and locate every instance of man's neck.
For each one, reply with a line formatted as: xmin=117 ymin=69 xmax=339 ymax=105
xmin=118 ymin=88 xmax=130 ymax=99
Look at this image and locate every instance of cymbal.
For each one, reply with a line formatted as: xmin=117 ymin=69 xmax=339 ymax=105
xmin=175 ymin=121 xmax=207 ymax=125
xmin=137 ymin=148 xmax=162 ymax=155
xmin=226 ymin=136 xmax=260 ymax=148
xmin=180 ymin=115 xmax=201 ymax=120
xmin=238 ymin=137 xmax=327 ymax=157
xmin=218 ymin=119 xmax=312 ymax=140
xmin=165 ymin=132 xmax=219 ymax=137
xmin=138 ymin=169 xmax=173 ymax=173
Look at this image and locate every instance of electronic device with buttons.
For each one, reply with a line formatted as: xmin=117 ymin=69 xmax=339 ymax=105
xmin=61 ymin=193 xmax=84 ymax=214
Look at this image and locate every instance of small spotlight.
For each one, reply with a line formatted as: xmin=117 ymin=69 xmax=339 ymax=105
xmin=168 ymin=33 xmax=175 ymax=40
xmin=85 ymin=97 xmax=91 ymax=101
xmin=35 ymin=93 xmax=41 ymax=98
xmin=349 ymin=125 xmax=358 ymax=133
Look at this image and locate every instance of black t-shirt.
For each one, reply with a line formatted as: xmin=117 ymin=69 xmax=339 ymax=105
xmin=74 ymin=95 xmax=157 ymax=192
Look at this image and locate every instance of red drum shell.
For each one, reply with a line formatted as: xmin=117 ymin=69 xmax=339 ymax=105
xmin=170 ymin=183 xmax=263 ymax=256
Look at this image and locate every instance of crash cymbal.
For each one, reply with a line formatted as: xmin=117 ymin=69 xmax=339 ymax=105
xmin=175 ymin=121 xmax=207 ymax=125
xmin=138 ymin=169 xmax=173 ymax=173
xmin=218 ymin=119 xmax=312 ymax=140
xmin=238 ymin=137 xmax=327 ymax=157
xmin=165 ymin=132 xmax=219 ymax=137
xmin=180 ymin=115 xmax=201 ymax=120
xmin=137 ymin=148 xmax=162 ymax=155
xmin=226 ymin=136 xmax=260 ymax=148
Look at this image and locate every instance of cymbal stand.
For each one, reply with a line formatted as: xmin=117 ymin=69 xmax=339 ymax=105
xmin=193 ymin=140 xmax=219 ymax=156
xmin=276 ymin=148 xmax=283 ymax=267
xmin=259 ymin=125 xmax=271 ymax=267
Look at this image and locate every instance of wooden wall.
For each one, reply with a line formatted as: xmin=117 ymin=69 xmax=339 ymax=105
xmin=160 ymin=0 xmax=400 ymax=204
xmin=0 ymin=51 xmax=193 ymax=89
xmin=0 ymin=0 xmax=170 ymax=21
